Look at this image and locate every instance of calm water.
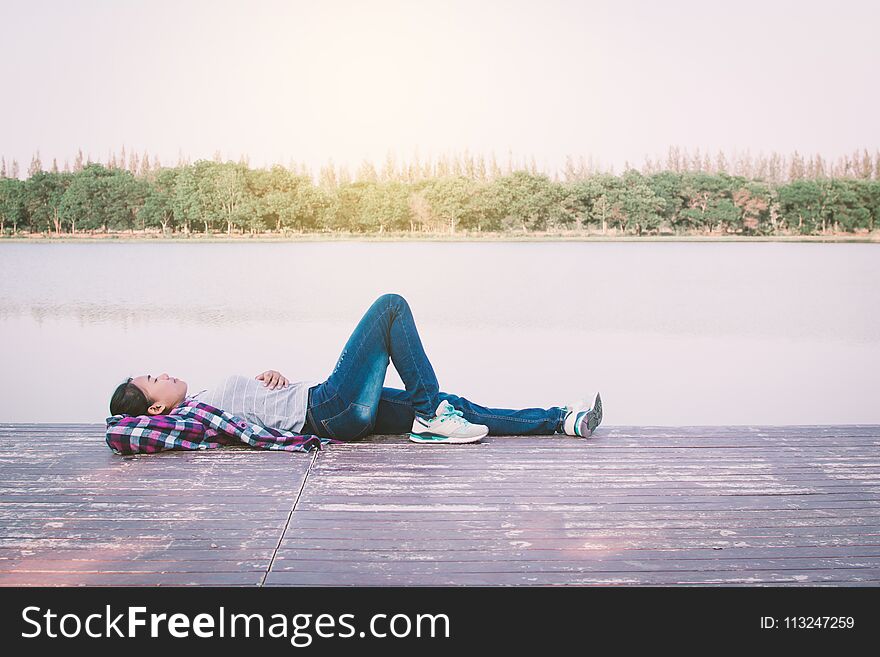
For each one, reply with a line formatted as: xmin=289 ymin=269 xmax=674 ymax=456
xmin=0 ymin=241 xmax=878 ymax=425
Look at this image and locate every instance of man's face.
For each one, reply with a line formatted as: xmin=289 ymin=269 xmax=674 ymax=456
xmin=130 ymin=373 xmax=188 ymax=415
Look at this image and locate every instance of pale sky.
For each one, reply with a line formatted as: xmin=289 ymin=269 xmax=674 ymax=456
xmin=1 ymin=0 xmax=878 ymax=177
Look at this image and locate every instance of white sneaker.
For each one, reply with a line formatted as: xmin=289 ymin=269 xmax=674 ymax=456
xmin=562 ymin=392 xmax=603 ymax=437
xmin=409 ymin=399 xmax=488 ymax=444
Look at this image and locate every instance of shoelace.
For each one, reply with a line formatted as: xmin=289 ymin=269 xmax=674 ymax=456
xmin=438 ymin=405 xmax=467 ymax=425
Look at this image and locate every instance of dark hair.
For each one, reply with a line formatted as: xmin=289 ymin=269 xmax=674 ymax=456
xmin=109 ymin=377 xmax=150 ymax=416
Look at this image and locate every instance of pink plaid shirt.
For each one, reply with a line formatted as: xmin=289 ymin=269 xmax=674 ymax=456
xmin=105 ymin=397 xmax=338 ymax=455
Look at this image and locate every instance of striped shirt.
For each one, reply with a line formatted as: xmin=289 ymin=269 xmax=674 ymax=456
xmin=189 ymin=374 xmax=320 ymax=433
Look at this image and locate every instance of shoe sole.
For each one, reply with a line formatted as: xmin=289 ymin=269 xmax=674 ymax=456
xmin=579 ymin=393 xmax=603 ymax=437
xmin=408 ymin=430 xmax=487 ymax=444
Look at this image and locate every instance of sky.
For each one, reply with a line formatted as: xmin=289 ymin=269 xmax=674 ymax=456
xmin=1 ymin=0 xmax=878 ymax=177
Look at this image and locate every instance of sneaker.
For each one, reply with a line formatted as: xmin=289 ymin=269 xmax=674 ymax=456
xmin=409 ymin=399 xmax=488 ymax=444
xmin=562 ymin=392 xmax=603 ymax=437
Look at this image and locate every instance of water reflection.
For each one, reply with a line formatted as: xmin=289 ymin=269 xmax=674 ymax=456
xmin=1 ymin=241 xmax=878 ymax=425
xmin=0 ymin=302 xmax=301 ymax=327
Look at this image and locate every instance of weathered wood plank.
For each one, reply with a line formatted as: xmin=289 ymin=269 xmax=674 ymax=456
xmin=297 ymin=486 xmax=880 ymax=501
xmin=268 ymin=556 xmax=880 ymax=574
xmin=0 ymin=513 xmax=296 ymax=523
xmin=0 ymin=428 xmax=315 ymax=587
xmin=0 ymin=572 xmax=265 ymax=586
xmin=0 ymin=559 xmax=270 ymax=573
xmin=278 ymin=532 xmax=880 ymax=552
xmin=0 ymin=537 xmax=282 ymax=550
xmin=274 ymin=545 xmax=880 ymax=560
xmin=2 ymin=424 xmax=879 ymax=586
xmin=3 ymin=505 xmax=880 ymax=532
xmin=287 ymin=500 xmax=880 ymax=514
xmin=1 ymin=527 xmax=293 ymax=538
xmin=274 ymin=426 xmax=880 ymax=586
xmin=263 ymin=569 xmax=880 ymax=586
xmin=0 ymin=548 xmax=276 ymax=561
xmin=294 ymin=498 xmax=880 ymax=512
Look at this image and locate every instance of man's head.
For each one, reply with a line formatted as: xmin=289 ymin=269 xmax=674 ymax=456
xmin=109 ymin=373 xmax=188 ymax=416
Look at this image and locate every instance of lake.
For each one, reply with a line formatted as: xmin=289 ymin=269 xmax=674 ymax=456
xmin=0 ymin=240 xmax=877 ymax=426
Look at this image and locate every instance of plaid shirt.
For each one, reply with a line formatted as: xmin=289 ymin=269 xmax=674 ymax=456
xmin=105 ymin=397 xmax=338 ymax=455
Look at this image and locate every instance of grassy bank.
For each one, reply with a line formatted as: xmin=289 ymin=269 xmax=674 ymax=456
xmin=2 ymin=230 xmax=879 ymax=243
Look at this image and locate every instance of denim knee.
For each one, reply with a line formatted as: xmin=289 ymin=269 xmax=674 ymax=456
xmin=377 ymin=292 xmax=407 ymax=309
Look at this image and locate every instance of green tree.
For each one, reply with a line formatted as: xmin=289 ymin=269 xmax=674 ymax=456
xmin=58 ymin=164 xmax=115 ymax=233
xmin=618 ymin=170 xmax=666 ymax=234
xmin=360 ymin=181 xmax=413 ymax=233
xmin=487 ymin=172 xmax=565 ymax=232
xmin=423 ymin=177 xmax=480 ymax=234
xmin=853 ymin=179 xmax=880 ymax=232
xmin=172 ymin=165 xmax=202 ymax=234
xmin=704 ymin=198 xmax=741 ymax=233
xmin=192 ymin=160 xmax=222 ymax=233
xmin=825 ymin=180 xmax=870 ymax=232
xmin=469 ymin=181 xmax=508 ymax=232
xmin=211 ymin=162 xmax=251 ymax=234
xmin=24 ymin=171 xmax=70 ymax=233
xmin=0 ymin=177 xmax=28 ymax=234
xmin=679 ymin=173 xmax=734 ymax=233
xmin=647 ymin=171 xmax=685 ymax=230
xmin=588 ymin=175 xmax=622 ymax=233
xmin=140 ymin=168 xmax=179 ymax=234
xmin=105 ymin=171 xmax=149 ymax=232
xmin=778 ymin=180 xmax=826 ymax=234
xmin=257 ymin=166 xmax=326 ymax=232
xmin=333 ymin=182 xmax=370 ymax=232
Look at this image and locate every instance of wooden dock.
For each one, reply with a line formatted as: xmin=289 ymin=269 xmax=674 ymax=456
xmin=1 ymin=424 xmax=878 ymax=586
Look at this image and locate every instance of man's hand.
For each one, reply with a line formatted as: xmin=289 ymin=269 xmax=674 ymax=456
xmin=256 ymin=370 xmax=289 ymax=390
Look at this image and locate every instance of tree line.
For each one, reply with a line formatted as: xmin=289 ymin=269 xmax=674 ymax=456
xmin=1 ymin=147 xmax=878 ymax=236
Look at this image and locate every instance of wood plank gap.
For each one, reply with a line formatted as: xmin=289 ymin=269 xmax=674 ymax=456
xmin=260 ymin=447 xmax=318 ymax=586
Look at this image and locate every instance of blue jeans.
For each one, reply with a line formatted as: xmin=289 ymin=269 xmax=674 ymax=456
xmin=302 ymin=293 xmax=567 ymax=441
